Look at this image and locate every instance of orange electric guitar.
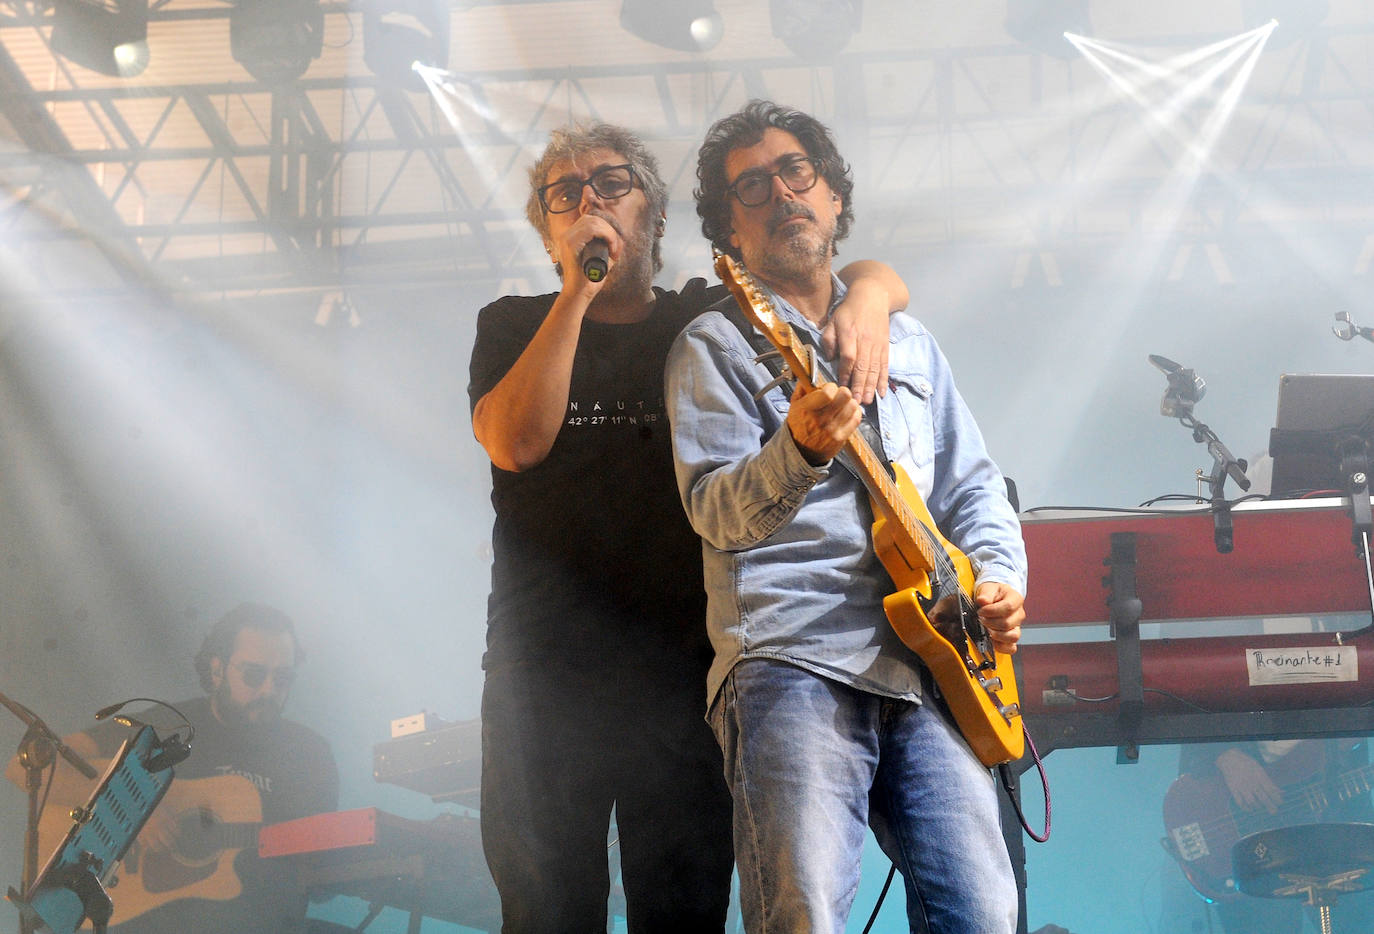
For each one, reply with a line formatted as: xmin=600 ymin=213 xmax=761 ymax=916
xmin=38 ymin=773 xmax=264 ymax=923
xmin=715 ymin=252 xmax=1024 ymax=766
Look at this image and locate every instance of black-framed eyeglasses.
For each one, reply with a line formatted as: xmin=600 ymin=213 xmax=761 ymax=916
xmin=537 ymin=164 xmax=639 ymax=214
xmin=726 ymin=157 xmax=821 ymax=207
xmin=233 ymin=661 xmax=296 ymax=690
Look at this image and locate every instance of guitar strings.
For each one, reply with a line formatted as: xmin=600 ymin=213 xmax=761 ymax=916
xmin=874 ymin=388 xmax=993 ymax=664
xmin=1176 ymin=763 xmax=1372 ymax=843
xmin=726 ymin=254 xmax=988 ymax=662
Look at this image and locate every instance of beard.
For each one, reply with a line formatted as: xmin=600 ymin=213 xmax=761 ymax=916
xmin=577 ymin=205 xmax=656 ymax=303
xmin=214 ymin=682 xmax=283 ymax=730
xmin=748 ymin=201 xmax=834 ymax=284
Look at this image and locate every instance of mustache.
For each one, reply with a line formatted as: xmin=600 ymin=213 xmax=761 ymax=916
xmin=585 ymin=208 xmax=626 ymax=240
xmin=768 ymin=201 xmax=815 ymax=234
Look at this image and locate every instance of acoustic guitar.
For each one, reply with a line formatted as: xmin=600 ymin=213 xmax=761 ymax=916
xmin=39 ymin=773 xmax=264 ymax=923
xmin=715 ymin=252 xmax=1025 ymax=766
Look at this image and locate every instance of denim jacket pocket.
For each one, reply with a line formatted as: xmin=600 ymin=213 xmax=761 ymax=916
xmin=881 ymin=368 xmax=935 ymax=474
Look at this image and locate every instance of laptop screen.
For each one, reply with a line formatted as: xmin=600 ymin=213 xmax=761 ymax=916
xmin=1269 ymin=373 xmax=1374 ymax=497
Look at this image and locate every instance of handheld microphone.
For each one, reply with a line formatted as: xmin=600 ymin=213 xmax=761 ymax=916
xmin=580 ymin=239 xmax=610 ymax=282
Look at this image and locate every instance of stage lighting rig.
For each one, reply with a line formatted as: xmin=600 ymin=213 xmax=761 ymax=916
xmin=1242 ymin=0 xmax=1329 ymax=49
xmin=364 ymin=0 xmax=451 ymax=89
xmin=771 ymin=0 xmax=861 ymax=60
xmin=51 ymin=0 xmax=149 ymax=78
xmin=1005 ymin=0 xmax=1090 ymax=59
xmin=230 ymin=0 xmax=325 ymax=85
xmin=620 ymin=0 xmax=723 ymax=53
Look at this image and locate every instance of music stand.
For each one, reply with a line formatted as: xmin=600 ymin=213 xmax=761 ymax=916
xmin=6 ymin=726 xmax=174 ymax=934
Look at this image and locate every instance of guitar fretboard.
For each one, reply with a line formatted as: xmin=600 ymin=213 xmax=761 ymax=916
xmin=726 ymin=259 xmax=940 ymax=577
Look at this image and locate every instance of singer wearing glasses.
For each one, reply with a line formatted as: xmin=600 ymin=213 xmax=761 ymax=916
xmin=4 ymin=602 xmax=337 ymax=934
xmin=467 ymin=122 xmax=909 ymax=933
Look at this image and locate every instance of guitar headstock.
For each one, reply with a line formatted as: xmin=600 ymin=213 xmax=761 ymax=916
xmin=713 ymin=252 xmax=817 ymax=388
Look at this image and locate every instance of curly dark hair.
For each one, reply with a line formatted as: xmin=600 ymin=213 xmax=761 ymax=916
xmin=193 ymin=602 xmax=303 ymax=693
xmin=694 ymin=100 xmax=855 ymax=259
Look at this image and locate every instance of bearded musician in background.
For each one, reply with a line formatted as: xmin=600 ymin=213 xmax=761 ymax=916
xmin=5 ymin=602 xmax=337 ymax=934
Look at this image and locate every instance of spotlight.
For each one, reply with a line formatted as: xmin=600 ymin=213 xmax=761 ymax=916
xmin=364 ymin=0 xmax=451 ymax=90
xmin=230 ymin=0 xmax=324 ymax=85
xmin=1242 ymin=0 xmax=1329 ymax=49
xmin=1005 ymin=0 xmax=1091 ymax=59
xmin=51 ymin=0 xmax=149 ymax=78
xmin=770 ymin=0 xmax=862 ymax=60
xmin=620 ymin=0 xmax=723 ymax=53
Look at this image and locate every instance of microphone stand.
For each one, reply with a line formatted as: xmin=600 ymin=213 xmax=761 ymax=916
xmin=1175 ymin=409 xmax=1251 ymax=554
xmin=1338 ymin=435 xmax=1373 ymax=564
xmin=0 ymin=690 xmax=98 ymax=934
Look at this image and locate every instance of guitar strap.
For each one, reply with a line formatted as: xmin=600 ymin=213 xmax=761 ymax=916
xmin=717 ymin=301 xmax=896 ymax=482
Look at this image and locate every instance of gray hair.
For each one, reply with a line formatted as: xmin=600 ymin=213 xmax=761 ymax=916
xmin=525 ymin=124 xmax=668 ymax=273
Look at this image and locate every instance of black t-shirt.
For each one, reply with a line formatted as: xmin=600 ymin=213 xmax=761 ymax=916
xmin=89 ymin=696 xmax=338 ymax=934
xmin=468 ymin=280 xmax=722 ymax=682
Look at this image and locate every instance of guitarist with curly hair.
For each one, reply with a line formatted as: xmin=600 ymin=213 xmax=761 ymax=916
xmin=666 ymin=99 xmax=1028 ymax=934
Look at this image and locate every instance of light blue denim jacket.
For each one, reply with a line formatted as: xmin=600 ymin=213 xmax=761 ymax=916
xmin=665 ymin=276 xmax=1028 ymax=707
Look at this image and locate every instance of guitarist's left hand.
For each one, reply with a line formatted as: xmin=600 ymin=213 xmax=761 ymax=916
xmin=975 ymin=582 xmax=1025 ymax=654
xmin=787 ymin=382 xmax=863 ymax=466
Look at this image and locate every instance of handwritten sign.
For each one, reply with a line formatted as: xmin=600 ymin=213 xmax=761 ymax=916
xmin=1246 ymin=646 xmax=1359 ymax=686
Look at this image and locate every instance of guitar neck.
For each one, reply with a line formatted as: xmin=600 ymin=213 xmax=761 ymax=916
xmin=841 ymin=434 xmax=942 ymax=576
xmin=1299 ymin=761 xmax=1374 ymax=814
xmin=725 ymin=265 xmax=943 ymax=579
xmin=211 ymin=822 xmax=261 ymax=850
xmin=1337 ymin=762 xmax=1374 ymax=801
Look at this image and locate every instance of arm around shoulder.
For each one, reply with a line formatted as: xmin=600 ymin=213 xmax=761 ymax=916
xmin=831 ymin=260 xmax=908 ymax=403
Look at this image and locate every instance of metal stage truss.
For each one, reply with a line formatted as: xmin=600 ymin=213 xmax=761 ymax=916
xmin=1 ymin=1 xmax=1372 ymax=299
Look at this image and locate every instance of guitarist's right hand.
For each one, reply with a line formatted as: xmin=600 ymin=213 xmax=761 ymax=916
xmin=136 ymin=803 xmax=179 ymax=854
xmin=1215 ymin=748 xmax=1283 ymax=814
xmin=786 ymin=382 xmax=862 ymax=466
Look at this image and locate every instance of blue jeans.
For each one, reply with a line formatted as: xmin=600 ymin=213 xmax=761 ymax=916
xmin=711 ymin=659 xmax=1018 ymax=934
